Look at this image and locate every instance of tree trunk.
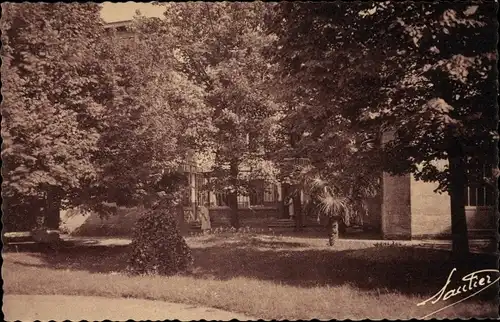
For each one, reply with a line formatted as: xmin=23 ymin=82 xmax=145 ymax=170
xmin=175 ymin=204 xmax=188 ymax=235
xmin=448 ymin=138 xmax=470 ymax=258
xmin=280 ymin=183 xmax=291 ymax=219
xmin=328 ymin=216 xmax=339 ymax=246
xmin=339 ymin=219 xmax=347 ymax=236
xmin=293 ymin=186 xmax=303 ymax=232
xmin=44 ymin=188 xmax=61 ymax=230
xmin=229 ymin=159 xmax=240 ymax=229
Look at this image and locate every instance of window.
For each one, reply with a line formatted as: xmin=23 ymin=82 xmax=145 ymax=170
xmin=237 ymin=195 xmax=250 ymax=208
xmin=182 ymin=175 xmax=191 ymax=206
xmin=216 ymin=192 xmax=229 ymax=207
xmin=195 ymin=174 xmax=209 ymax=206
xmin=464 ymin=163 xmax=495 ymax=207
xmin=264 ymin=183 xmax=279 ymax=203
xmin=249 ymin=180 xmax=265 ymax=206
xmin=247 ymin=132 xmax=259 ymax=152
xmin=464 ymin=185 xmax=495 ymax=207
xmin=248 ymin=181 xmax=279 ymax=206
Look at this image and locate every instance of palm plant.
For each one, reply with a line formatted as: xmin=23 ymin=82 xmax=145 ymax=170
xmin=304 ymin=176 xmax=352 ymax=246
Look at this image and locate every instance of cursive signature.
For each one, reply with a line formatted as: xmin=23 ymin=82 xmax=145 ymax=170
xmin=417 ymin=268 xmax=500 ymax=319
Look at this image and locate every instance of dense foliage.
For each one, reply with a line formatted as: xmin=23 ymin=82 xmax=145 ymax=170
xmin=2 ymin=2 xmax=496 ymax=254
xmin=271 ymin=1 xmax=497 ymax=191
xmin=128 ymin=205 xmax=193 ymax=275
xmin=1 ymin=3 xmax=107 ymax=229
xmin=140 ymin=3 xmax=281 ymax=228
xmin=80 ymin=17 xmax=211 ymax=214
xmin=1 ymin=3 xmax=212 ymax=228
xmin=271 ymin=1 xmax=498 ymax=253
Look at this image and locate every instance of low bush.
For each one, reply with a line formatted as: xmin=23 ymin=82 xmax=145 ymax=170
xmin=128 ymin=205 xmax=193 ymax=275
xmin=188 ymin=226 xmax=276 ymax=237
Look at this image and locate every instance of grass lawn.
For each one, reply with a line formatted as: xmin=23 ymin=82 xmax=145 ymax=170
xmin=3 ymin=233 xmax=498 ymax=320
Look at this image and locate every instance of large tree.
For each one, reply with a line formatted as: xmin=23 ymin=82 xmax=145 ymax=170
xmin=270 ymin=2 xmax=393 ymax=231
xmin=1 ymin=3 xmax=108 ymax=230
xmin=79 ymin=18 xmax=212 ymax=214
xmin=1 ymin=3 xmax=213 ymax=231
xmin=145 ymin=3 xmax=280 ymax=228
xmin=272 ymin=2 xmax=498 ymax=255
xmin=358 ymin=2 xmax=497 ymax=256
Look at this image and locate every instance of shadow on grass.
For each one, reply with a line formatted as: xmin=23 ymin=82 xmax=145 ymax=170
xmin=189 ymin=243 xmax=498 ymax=298
xmin=7 ymin=237 xmax=498 ymax=299
xmin=8 ymin=244 xmax=131 ymax=273
xmin=228 ymin=228 xmax=382 ymax=240
xmin=196 ymin=235 xmax=312 ymax=249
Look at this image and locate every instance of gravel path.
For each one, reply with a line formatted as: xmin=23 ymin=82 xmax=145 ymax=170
xmin=3 ymin=294 xmax=257 ymax=321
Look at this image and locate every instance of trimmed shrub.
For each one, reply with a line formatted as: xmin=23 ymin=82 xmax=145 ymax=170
xmin=128 ymin=205 xmax=193 ymax=275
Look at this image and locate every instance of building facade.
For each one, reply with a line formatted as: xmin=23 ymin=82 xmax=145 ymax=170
xmin=374 ymin=131 xmax=496 ymax=239
xmin=376 ymin=171 xmax=496 ymax=239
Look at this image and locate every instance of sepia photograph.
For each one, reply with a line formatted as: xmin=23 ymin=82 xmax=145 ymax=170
xmin=1 ymin=1 xmax=498 ymax=320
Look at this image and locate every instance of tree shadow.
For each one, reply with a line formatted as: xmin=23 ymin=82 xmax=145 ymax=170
xmin=8 ymin=237 xmax=498 ymax=299
xmin=190 ymin=243 xmax=498 ymax=299
xmin=208 ymin=227 xmax=382 ymax=240
xmin=194 ymin=234 xmax=313 ymax=249
xmin=8 ymin=244 xmax=131 ymax=273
